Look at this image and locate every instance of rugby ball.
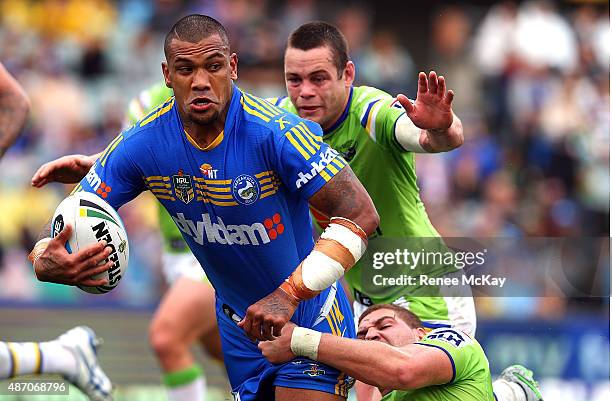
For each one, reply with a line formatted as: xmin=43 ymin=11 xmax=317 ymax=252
xmin=51 ymin=191 xmax=129 ymax=294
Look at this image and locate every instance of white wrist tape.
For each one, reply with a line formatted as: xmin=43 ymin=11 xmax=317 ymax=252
xmin=301 ymin=251 xmax=345 ymax=291
xmin=395 ymin=113 xmax=425 ymax=153
xmin=320 ymin=222 xmax=367 ymax=262
xmin=291 ymin=327 xmax=322 ymax=360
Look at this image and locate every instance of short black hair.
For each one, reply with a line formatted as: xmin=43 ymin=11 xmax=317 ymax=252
xmin=358 ymin=304 xmax=424 ymax=329
xmin=287 ymin=21 xmax=349 ymax=78
xmin=164 ymin=14 xmax=229 ymax=60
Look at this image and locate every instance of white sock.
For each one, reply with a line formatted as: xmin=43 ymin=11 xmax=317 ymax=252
xmin=39 ymin=341 xmax=78 ymax=378
xmin=163 ymin=364 xmax=207 ymax=401
xmin=0 ymin=342 xmax=44 ymax=378
xmin=0 ymin=343 xmax=13 ymax=379
xmin=493 ymin=379 xmax=527 ymax=401
xmin=167 ymin=376 xmax=206 ymax=401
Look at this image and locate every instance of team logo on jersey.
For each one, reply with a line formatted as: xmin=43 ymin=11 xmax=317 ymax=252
xmin=425 ymin=328 xmax=471 ymax=348
xmin=232 ymin=174 xmax=260 ymax=205
xmin=200 ymin=163 xmax=218 ymax=179
xmin=172 ymin=169 xmax=194 ymax=204
xmin=337 ymin=140 xmax=358 ymax=162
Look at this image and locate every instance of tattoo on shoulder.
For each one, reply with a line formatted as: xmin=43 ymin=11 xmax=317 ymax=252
xmin=310 ymin=166 xmax=359 ymax=216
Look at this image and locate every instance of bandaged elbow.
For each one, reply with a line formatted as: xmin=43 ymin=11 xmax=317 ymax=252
xmin=280 ymin=217 xmax=368 ymax=302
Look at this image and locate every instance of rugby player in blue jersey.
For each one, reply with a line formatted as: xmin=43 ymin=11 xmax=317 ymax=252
xmin=29 ymin=14 xmax=379 ymax=401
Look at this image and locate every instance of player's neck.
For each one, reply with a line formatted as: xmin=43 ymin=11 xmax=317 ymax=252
xmin=184 ymin=124 xmax=224 ymax=148
xmin=182 ymin=111 xmax=227 ymax=149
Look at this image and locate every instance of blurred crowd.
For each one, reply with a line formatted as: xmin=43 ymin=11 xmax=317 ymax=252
xmin=0 ymin=0 xmax=608 ymax=317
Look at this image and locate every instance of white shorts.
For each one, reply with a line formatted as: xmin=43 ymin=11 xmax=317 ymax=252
xmin=353 ymin=296 xmax=477 ymax=336
xmin=161 ymin=251 xmax=208 ymax=285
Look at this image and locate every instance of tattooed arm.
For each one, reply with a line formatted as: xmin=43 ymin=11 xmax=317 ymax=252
xmin=308 ymin=165 xmax=379 ymax=236
xmin=0 ymin=63 xmax=30 ymax=160
xmin=240 ymin=165 xmax=379 ymax=340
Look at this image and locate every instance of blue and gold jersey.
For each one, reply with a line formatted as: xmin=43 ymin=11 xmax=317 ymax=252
xmin=77 ymin=86 xmax=348 ymax=313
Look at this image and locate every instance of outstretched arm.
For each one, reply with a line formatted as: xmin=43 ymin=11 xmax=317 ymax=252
xmin=31 ymin=153 xmax=100 ymax=187
xmin=0 ymin=63 xmax=30 ymax=160
xmin=259 ymin=324 xmax=452 ymax=392
xmin=395 ymin=71 xmax=463 ymax=153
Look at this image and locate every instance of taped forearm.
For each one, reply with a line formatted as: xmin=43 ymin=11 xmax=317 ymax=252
xmin=280 ymin=217 xmax=368 ymax=303
xmin=394 ymin=114 xmax=426 ymax=153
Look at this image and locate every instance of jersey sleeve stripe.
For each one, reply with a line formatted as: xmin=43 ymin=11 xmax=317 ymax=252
xmin=249 ymin=94 xmax=284 ymax=116
xmin=291 ymin=126 xmax=319 ymax=152
xmin=296 ymin=122 xmax=322 ymax=145
xmin=140 ymin=99 xmax=174 ymax=127
xmin=325 ymin=162 xmax=339 ymax=175
xmin=319 ymin=169 xmax=332 ymax=182
xmin=331 ymin=157 xmax=346 ymax=170
xmin=365 ymin=99 xmax=385 ymax=142
xmin=98 ymin=134 xmax=123 ymax=165
xmin=240 ymin=97 xmax=271 ymax=122
xmin=100 ymin=135 xmax=124 ymax=167
xmin=285 ymin=132 xmax=312 ymax=159
xmin=243 ymin=94 xmax=278 ymax=118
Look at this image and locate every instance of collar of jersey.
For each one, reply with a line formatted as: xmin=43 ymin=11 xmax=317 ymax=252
xmin=184 ymin=129 xmax=224 ymax=151
xmin=178 ymin=84 xmax=241 ymax=151
xmin=323 ymin=86 xmax=354 ymax=137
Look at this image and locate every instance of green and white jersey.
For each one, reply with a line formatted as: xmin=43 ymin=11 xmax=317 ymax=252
xmin=383 ymin=328 xmax=495 ymax=401
xmin=125 ymin=83 xmax=188 ymax=253
xmin=272 ymin=88 xmax=453 ymax=315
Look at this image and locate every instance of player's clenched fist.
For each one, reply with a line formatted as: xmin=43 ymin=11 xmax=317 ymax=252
xmin=239 ymin=287 xmax=298 ymax=341
xmin=31 ymin=224 xmax=113 ymax=287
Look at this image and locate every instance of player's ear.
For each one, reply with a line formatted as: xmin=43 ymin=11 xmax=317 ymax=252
xmin=415 ymin=327 xmax=427 ymax=341
xmin=162 ymin=62 xmax=172 ymax=88
xmin=343 ymin=61 xmax=355 ymax=88
xmin=229 ymin=53 xmax=238 ymax=80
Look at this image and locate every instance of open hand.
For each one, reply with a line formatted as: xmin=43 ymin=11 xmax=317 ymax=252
xmin=396 ymin=71 xmax=454 ymax=131
xmin=31 ymin=154 xmax=96 ymax=188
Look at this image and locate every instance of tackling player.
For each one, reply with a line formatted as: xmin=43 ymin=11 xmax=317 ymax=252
xmin=259 ymin=304 xmax=544 ymax=401
xmin=0 ymin=62 xmax=30 ymax=160
xmin=29 ymin=14 xmax=379 ymax=401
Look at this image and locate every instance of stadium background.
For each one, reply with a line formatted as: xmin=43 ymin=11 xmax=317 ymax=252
xmin=0 ymin=0 xmax=609 ymax=400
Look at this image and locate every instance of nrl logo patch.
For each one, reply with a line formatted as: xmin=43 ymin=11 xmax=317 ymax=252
xmin=232 ymin=174 xmax=260 ymax=205
xmin=173 ymin=170 xmax=195 ymax=204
